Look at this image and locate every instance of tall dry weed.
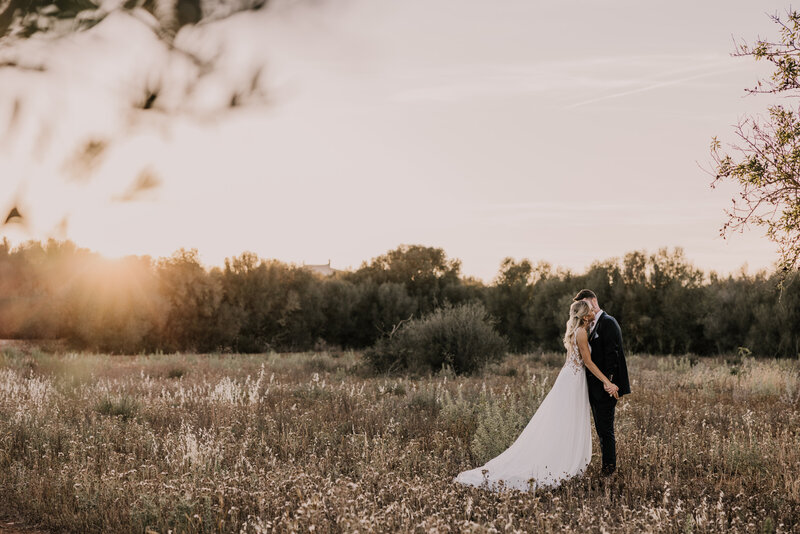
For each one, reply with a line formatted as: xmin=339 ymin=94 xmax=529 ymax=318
xmin=0 ymin=350 xmax=796 ymax=533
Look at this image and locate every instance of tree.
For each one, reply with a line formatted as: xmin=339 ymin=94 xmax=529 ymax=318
xmin=487 ymin=258 xmax=535 ymax=352
xmin=347 ymin=245 xmax=463 ymax=316
xmin=0 ymin=0 xmax=270 ymax=233
xmin=156 ymin=248 xmax=223 ymax=351
xmin=711 ymin=10 xmax=800 ymax=273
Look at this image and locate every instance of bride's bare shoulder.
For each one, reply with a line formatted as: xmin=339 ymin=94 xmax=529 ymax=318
xmin=576 ymin=327 xmax=588 ymax=340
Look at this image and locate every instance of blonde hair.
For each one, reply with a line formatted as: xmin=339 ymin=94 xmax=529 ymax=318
xmin=563 ymin=299 xmax=592 ymax=350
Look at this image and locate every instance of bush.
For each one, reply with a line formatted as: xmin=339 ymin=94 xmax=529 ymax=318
xmin=446 ymin=378 xmax=551 ymax=464
xmin=470 ymin=392 xmax=528 ymax=465
xmin=365 ymin=302 xmax=507 ymax=375
xmin=95 ymin=395 xmax=139 ymax=420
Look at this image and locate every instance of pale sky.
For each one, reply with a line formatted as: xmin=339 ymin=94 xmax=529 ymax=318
xmin=0 ymin=0 xmax=789 ymax=281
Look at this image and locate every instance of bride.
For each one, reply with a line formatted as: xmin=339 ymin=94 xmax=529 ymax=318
xmin=453 ymin=299 xmax=619 ymax=491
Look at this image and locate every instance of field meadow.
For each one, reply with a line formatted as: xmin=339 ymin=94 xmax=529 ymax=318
xmin=0 ymin=347 xmax=798 ymax=533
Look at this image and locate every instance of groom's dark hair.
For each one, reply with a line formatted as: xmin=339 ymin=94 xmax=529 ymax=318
xmin=573 ymin=289 xmax=597 ymax=302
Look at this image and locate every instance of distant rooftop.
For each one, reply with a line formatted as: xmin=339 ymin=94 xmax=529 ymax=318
xmin=302 ymin=260 xmax=338 ymax=277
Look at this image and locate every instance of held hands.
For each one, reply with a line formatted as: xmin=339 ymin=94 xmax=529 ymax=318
xmin=603 ymin=381 xmax=619 ymax=399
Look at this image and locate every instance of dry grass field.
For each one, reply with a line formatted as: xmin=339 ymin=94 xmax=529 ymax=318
xmin=0 ymin=348 xmax=798 ymax=533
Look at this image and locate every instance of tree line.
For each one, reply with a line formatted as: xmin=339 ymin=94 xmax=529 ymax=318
xmin=0 ymin=239 xmax=797 ymax=358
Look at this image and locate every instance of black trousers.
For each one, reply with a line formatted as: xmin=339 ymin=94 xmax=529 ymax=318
xmin=590 ymin=398 xmax=617 ymax=472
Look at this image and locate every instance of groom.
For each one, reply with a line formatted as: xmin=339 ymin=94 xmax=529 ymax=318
xmin=574 ymin=289 xmax=630 ymax=475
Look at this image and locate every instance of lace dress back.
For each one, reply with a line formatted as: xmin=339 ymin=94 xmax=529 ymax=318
xmin=565 ymin=331 xmax=585 ymax=374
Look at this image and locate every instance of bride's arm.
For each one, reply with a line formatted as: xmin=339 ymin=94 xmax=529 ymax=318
xmin=576 ymin=328 xmax=619 ymax=398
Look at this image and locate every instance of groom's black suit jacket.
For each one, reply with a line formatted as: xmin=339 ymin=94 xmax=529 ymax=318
xmin=586 ymin=311 xmax=631 ymax=404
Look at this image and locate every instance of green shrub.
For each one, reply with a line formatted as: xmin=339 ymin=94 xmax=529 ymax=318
xmin=365 ymin=302 xmax=507 ymax=375
xmin=470 ymin=392 xmax=529 ymax=465
xmin=95 ymin=396 xmax=139 ymax=420
xmin=406 ymin=389 xmax=439 ymax=415
xmin=439 ymin=386 xmax=478 ymax=438
xmin=165 ymin=366 xmax=187 ymax=379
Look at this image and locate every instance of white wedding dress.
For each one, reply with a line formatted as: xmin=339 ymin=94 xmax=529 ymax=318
xmin=454 ymin=332 xmax=592 ymax=491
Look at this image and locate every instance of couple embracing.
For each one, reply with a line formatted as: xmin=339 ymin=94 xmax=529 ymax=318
xmin=454 ymin=289 xmax=631 ymax=491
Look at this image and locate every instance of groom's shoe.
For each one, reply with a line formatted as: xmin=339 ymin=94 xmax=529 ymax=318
xmin=601 ymin=464 xmax=616 ymax=476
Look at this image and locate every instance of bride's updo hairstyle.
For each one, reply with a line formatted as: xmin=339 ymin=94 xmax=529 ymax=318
xmin=563 ymin=299 xmax=592 ymax=350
